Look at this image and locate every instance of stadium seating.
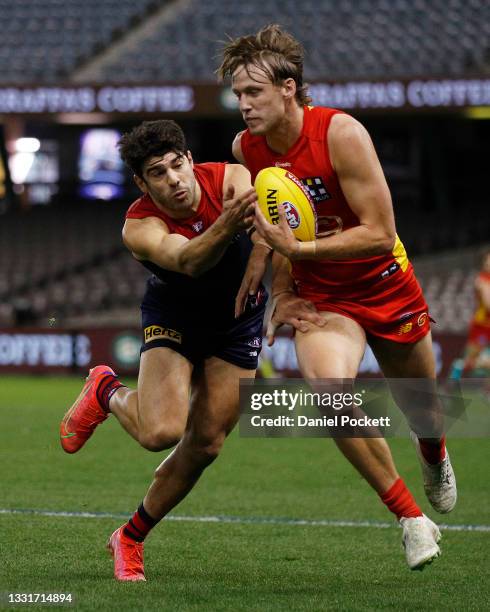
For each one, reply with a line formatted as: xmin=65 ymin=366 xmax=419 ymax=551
xmin=0 ymin=203 xmax=149 ymax=326
xmin=0 ymin=197 xmax=484 ymax=333
xmin=93 ymin=0 xmax=490 ymax=82
xmin=414 ymin=248 xmax=481 ymax=333
xmin=0 ymin=1 xmax=487 ymax=332
xmin=0 ymin=0 xmax=163 ymax=83
xmin=0 ymin=0 xmax=488 ymax=83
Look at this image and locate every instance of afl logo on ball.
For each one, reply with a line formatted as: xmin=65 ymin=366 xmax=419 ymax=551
xmin=282 ymin=201 xmax=301 ymax=229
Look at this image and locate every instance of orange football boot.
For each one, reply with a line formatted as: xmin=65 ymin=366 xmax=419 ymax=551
xmin=107 ymin=526 xmax=146 ymax=582
xmin=60 ymin=365 xmax=115 ymax=453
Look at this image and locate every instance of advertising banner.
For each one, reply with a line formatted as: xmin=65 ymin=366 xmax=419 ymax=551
xmin=0 ymin=328 xmax=467 ymax=379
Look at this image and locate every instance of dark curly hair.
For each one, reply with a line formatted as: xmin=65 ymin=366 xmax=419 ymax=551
xmin=118 ymin=120 xmax=187 ymax=178
xmin=217 ymin=24 xmax=311 ymax=106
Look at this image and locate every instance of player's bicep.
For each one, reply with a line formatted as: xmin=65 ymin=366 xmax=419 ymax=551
xmin=123 ymin=218 xmax=189 ymax=271
xmin=330 ymin=117 xmax=396 ymax=237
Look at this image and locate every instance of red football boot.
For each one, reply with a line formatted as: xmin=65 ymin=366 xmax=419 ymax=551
xmin=60 ymin=365 xmax=115 ymax=453
xmin=107 ymin=526 xmax=146 ymax=582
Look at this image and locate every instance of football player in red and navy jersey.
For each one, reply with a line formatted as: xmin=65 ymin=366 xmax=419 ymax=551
xmin=60 ymin=120 xmax=272 ymax=581
xmin=219 ymin=24 xmax=457 ymax=570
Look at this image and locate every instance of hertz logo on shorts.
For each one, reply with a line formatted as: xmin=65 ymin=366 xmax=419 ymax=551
xmin=144 ymin=325 xmax=182 ymax=344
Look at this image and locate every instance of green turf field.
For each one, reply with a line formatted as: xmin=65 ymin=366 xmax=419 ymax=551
xmin=1 ymin=376 xmax=489 ymax=611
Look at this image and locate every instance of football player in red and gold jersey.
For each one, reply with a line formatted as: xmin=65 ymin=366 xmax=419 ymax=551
xmin=463 ymin=249 xmax=490 ymax=375
xmin=219 ymin=24 xmax=456 ymax=570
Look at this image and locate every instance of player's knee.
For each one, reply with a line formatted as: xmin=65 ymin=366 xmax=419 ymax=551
xmin=186 ymin=431 xmax=227 ymax=466
xmin=302 ymin=361 xmax=356 ymax=380
xmin=139 ymin=423 xmax=185 ymax=452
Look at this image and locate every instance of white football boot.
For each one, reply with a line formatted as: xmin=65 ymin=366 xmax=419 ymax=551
xmin=410 ymin=431 xmax=457 ymax=514
xmin=399 ymin=514 xmax=441 ymax=570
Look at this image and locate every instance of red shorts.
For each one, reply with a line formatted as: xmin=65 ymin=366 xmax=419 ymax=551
xmin=298 ymin=266 xmax=431 ymax=344
xmin=467 ymin=322 xmax=490 ymax=346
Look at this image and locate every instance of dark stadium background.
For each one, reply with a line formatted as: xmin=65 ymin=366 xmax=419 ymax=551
xmin=1 ymin=3 xmax=489 ymax=610
xmin=0 ymin=0 xmax=489 ymax=379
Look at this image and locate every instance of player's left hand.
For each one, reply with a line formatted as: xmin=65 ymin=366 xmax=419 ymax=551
xmin=266 ymin=292 xmax=325 ymax=346
xmin=235 ymin=242 xmax=270 ymax=317
xmin=254 ymin=203 xmax=299 ymax=259
xmin=221 ymin=185 xmax=257 ymax=233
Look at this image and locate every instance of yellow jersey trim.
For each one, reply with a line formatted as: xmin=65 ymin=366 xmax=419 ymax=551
xmin=392 ymin=235 xmax=409 ymax=272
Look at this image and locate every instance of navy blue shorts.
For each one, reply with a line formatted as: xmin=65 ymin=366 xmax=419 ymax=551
xmin=140 ymin=279 xmax=267 ymax=370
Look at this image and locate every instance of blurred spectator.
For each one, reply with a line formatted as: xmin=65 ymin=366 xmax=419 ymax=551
xmin=450 ymin=249 xmax=490 ymax=380
xmin=12 ymin=296 xmax=36 ymax=326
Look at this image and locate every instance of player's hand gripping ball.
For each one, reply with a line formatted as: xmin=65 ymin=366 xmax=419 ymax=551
xmin=254 ymin=167 xmax=317 ymax=241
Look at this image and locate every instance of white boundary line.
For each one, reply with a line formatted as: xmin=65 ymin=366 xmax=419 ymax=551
xmin=1 ymin=508 xmax=489 ymax=532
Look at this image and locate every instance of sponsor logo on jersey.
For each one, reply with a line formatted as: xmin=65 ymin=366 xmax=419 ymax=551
xmin=417 ymin=312 xmax=428 ymax=327
xmin=144 ymin=325 xmax=182 ymax=344
xmin=249 ymin=350 xmax=258 ymax=357
xmin=248 ymin=336 xmax=262 ymax=348
xmin=274 ymin=161 xmax=291 ymax=168
xmin=286 ymin=172 xmax=315 ymax=205
xmin=281 ymin=201 xmax=301 ymax=229
xmin=399 ymin=312 xmax=414 ymax=322
xmin=397 ymin=322 xmax=413 ymax=335
xmin=301 ymin=176 xmax=331 ymax=203
xmin=192 ymin=220 xmax=204 ymax=233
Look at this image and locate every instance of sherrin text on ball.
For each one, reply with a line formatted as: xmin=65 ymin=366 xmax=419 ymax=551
xmin=254 ymin=167 xmax=317 ymax=241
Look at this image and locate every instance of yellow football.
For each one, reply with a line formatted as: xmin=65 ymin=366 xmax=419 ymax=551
xmin=254 ymin=167 xmax=317 ymax=242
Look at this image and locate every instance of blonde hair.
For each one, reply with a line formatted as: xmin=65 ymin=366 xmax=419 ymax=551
xmin=217 ymin=24 xmax=311 ymax=105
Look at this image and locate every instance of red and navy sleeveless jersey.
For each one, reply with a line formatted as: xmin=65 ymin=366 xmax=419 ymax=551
xmin=126 ymin=163 xmax=226 ymax=238
xmin=125 ymin=162 xmax=255 ymax=320
xmin=241 ymin=106 xmax=412 ymax=300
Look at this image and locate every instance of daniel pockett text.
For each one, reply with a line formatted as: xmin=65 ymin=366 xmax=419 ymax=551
xmin=239 ymin=381 xmax=395 ymax=438
xmin=239 ymin=379 xmax=484 ymax=438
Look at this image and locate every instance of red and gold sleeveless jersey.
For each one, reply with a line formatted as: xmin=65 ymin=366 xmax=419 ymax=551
xmin=241 ymin=106 xmax=412 ymax=300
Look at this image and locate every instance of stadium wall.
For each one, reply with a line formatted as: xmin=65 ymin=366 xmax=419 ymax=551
xmin=0 ymin=327 xmax=465 ymax=379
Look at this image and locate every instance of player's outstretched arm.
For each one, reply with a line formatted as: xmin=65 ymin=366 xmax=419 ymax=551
xmin=231 ymin=135 xmax=276 ymax=316
xmin=234 ymin=231 xmax=272 ymax=318
xmin=123 ymin=182 xmax=256 ymax=277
